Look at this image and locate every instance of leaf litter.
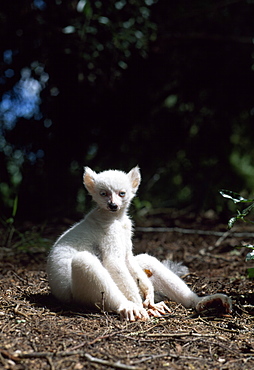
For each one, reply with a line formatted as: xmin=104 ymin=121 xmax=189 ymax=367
xmin=0 ymin=215 xmax=254 ymax=369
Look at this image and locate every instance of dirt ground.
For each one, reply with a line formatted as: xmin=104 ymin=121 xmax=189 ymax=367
xmin=1 ymin=212 xmax=254 ymax=369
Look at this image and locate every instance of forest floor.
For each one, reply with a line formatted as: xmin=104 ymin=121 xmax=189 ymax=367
xmin=1 ymin=210 xmax=254 ymax=370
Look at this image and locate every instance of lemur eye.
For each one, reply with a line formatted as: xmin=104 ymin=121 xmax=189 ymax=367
xmin=100 ymin=190 xmax=107 ymax=197
xmin=119 ymin=191 xmax=126 ymax=197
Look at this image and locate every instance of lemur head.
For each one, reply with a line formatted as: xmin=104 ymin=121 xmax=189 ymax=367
xmin=83 ymin=166 xmax=141 ymax=212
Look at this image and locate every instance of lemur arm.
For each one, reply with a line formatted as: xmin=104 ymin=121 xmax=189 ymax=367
xmin=126 ymin=254 xmax=171 ymax=316
xmin=103 ymin=256 xmax=144 ymax=306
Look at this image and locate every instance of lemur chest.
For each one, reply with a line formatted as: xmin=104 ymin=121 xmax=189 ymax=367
xmin=100 ymin=219 xmax=132 ymax=257
xmin=108 ymin=220 xmax=132 ymax=241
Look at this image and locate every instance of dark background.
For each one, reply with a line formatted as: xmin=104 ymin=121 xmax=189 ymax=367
xmin=1 ymin=0 xmax=254 ymax=222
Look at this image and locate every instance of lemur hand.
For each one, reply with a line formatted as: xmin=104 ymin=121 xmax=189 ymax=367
xmin=196 ymin=293 xmax=232 ymax=314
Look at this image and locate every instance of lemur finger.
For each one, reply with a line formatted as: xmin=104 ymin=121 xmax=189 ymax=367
xmin=120 ymin=309 xmax=128 ymax=321
xmin=128 ymin=311 xmax=136 ymax=322
xmin=140 ymin=311 xmax=150 ymax=321
xmin=127 ymin=309 xmax=136 ymax=322
xmin=147 ymin=308 xmax=162 ymax=317
xmin=153 ymin=306 xmax=166 ymax=314
xmin=156 ymin=301 xmax=171 ymax=313
xmin=120 ymin=308 xmax=135 ymax=322
xmin=133 ymin=307 xmax=148 ymax=321
xmin=143 ymin=296 xmax=153 ymax=309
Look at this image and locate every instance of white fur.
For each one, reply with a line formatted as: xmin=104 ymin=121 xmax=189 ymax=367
xmin=47 ymin=166 xmax=231 ymax=321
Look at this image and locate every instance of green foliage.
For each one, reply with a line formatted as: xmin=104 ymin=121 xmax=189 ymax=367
xmin=219 ymin=189 xmax=254 ymax=204
xmin=65 ymin=0 xmax=158 ymax=85
xmin=132 ymin=197 xmax=152 ymax=217
xmin=220 ymin=189 xmax=254 ymax=229
xmin=1 ymin=217 xmax=51 ymax=253
xmin=245 ymin=245 xmax=254 ymax=260
xmin=1 ymin=0 xmax=254 ymax=219
xmin=11 ymin=230 xmax=51 ymax=253
xmin=245 ymin=244 xmax=254 ymax=278
xmin=247 ymin=268 xmax=254 ymax=279
xmin=1 ymin=195 xmax=50 ymax=253
xmin=6 ymin=195 xmax=18 ymax=225
xmin=1 ymin=195 xmax=18 ymax=248
xmin=220 ymin=190 xmax=254 ymax=278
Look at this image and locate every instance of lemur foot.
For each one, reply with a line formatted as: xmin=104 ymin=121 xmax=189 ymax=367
xmin=146 ymin=301 xmax=171 ymax=317
xmin=195 ymin=294 xmax=232 ymax=314
xmin=119 ymin=302 xmax=150 ymax=322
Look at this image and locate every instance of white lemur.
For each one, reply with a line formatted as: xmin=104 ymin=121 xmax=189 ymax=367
xmin=47 ymin=166 xmax=232 ymax=321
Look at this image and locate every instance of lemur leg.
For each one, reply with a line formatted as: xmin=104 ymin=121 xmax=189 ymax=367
xmin=135 ymin=254 xmax=199 ymax=308
xmin=135 ymin=254 xmax=232 ymax=313
xmin=71 ymin=251 xmax=149 ymax=321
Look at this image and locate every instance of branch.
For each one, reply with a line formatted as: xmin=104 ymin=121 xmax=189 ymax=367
xmin=136 ymin=226 xmax=254 ymax=238
xmin=15 ymin=351 xmax=143 ymax=370
xmin=132 ymin=352 xmax=203 ymax=365
xmin=84 ymin=353 xmax=143 ymax=370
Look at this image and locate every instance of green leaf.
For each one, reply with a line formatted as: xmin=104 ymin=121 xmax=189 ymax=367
xmin=12 ymin=195 xmax=18 ymax=218
xmin=246 ymin=250 xmax=254 ymax=261
xmin=219 ymin=189 xmax=253 ymax=204
xmin=16 ymin=319 xmax=26 ymax=324
xmin=241 ymin=202 xmax=254 ymax=217
xmin=247 ymin=267 xmax=254 ymax=279
xmin=228 ymin=216 xmax=238 ymax=229
xmin=6 ymin=217 xmax=14 ymax=225
xmin=244 ymin=244 xmax=254 ymax=250
xmin=83 ymin=0 xmax=93 ymax=19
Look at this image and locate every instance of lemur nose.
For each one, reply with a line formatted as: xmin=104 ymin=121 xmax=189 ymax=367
xmin=108 ymin=202 xmax=118 ymax=211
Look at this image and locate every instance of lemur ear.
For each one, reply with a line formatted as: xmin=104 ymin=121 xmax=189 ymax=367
xmin=128 ymin=166 xmax=141 ymax=191
xmin=83 ymin=167 xmax=96 ymax=194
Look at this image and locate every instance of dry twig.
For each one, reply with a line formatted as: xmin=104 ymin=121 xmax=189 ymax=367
xmin=84 ymin=353 xmax=144 ymax=370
